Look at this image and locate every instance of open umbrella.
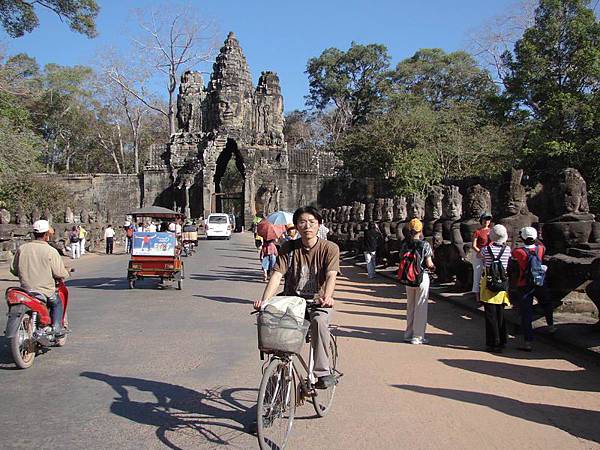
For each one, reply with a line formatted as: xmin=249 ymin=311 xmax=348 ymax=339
xmin=266 ymin=211 xmax=293 ymax=226
xmin=256 ymin=218 xmax=286 ymax=241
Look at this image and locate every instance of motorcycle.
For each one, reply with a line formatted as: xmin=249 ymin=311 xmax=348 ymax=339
xmin=182 ymin=240 xmax=196 ymax=257
xmin=4 ymin=278 xmax=70 ymax=369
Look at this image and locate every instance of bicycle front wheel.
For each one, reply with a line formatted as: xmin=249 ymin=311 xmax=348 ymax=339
xmin=312 ymin=333 xmax=338 ymax=417
xmin=257 ymin=358 xmax=296 ymax=450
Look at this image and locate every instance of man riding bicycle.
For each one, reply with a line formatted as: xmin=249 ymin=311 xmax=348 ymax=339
xmin=254 ymin=206 xmax=339 ymax=389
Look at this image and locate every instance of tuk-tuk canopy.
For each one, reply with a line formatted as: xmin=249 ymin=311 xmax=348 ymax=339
xmin=129 ymin=206 xmax=184 ymax=220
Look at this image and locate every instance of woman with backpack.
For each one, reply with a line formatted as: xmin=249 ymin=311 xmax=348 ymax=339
xmin=479 ymin=224 xmax=511 ymax=353
xmin=69 ymin=226 xmax=80 ymax=259
xmin=398 ymin=219 xmax=435 ymax=345
xmin=508 ymin=226 xmax=555 ymax=351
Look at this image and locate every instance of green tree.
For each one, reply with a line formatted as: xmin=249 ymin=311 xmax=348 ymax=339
xmin=305 ymin=42 xmax=391 ymax=139
xmin=392 ymin=48 xmax=498 ymax=110
xmin=0 ymin=0 xmax=99 ymax=38
xmin=503 ymin=0 xmax=600 ymax=211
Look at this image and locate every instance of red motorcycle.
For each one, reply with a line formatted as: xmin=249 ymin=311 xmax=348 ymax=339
xmin=4 ymin=280 xmax=70 ymax=369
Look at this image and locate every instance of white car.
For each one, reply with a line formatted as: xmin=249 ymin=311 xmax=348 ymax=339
xmin=205 ymin=213 xmax=233 ymax=239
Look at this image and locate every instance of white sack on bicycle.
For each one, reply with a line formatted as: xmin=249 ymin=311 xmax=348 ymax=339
xmin=261 ymin=296 xmax=306 ymax=325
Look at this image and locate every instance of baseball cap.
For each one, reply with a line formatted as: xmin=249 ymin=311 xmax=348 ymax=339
xmin=32 ymin=220 xmax=50 ymax=233
xmin=407 ymin=218 xmax=423 ymax=233
xmin=520 ymin=226 xmax=538 ymax=240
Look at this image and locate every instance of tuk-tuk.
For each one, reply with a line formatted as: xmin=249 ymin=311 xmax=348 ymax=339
xmin=127 ymin=206 xmax=184 ymax=290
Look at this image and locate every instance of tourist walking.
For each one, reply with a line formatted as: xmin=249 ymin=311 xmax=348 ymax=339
xmin=509 ymin=226 xmax=555 ymax=351
xmin=78 ymin=225 xmax=88 ymax=255
xmin=259 ymin=239 xmax=278 ymax=282
xmin=104 ymin=224 xmax=115 ymax=255
xmin=69 ymin=226 xmax=80 ymax=259
xmin=399 ymin=219 xmax=435 ymax=345
xmin=479 ymin=224 xmax=511 ymax=353
xmin=471 ymin=213 xmax=492 ymax=303
xmin=363 ymin=222 xmax=382 ymax=279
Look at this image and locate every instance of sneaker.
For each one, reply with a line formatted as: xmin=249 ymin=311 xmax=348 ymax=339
xmin=315 ymin=374 xmax=336 ymax=390
xmin=410 ymin=337 xmax=428 ymax=345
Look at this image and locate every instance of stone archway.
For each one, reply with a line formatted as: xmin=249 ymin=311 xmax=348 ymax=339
xmin=209 ymin=138 xmax=245 ymax=228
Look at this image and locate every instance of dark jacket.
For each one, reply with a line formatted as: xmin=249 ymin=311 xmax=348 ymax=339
xmin=363 ymin=229 xmax=381 ymax=253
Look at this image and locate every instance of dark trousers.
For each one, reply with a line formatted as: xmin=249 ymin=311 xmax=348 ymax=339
xmin=106 ymin=237 xmax=114 ymax=254
xmin=513 ymin=286 xmax=554 ymax=342
xmin=126 ymin=237 xmax=133 ymax=253
xmin=483 ymin=303 xmax=507 ymax=347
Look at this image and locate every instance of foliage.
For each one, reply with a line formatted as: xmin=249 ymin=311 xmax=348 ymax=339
xmin=0 ymin=116 xmax=42 ymax=175
xmin=392 ymin=48 xmax=498 ymax=110
xmin=336 ymin=96 xmax=515 ymax=195
xmin=305 ymin=42 xmax=391 ymax=136
xmin=503 ymin=0 xmax=600 ymax=212
xmin=0 ymin=176 xmax=70 ymax=217
xmin=0 ymin=0 xmax=99 ymax=38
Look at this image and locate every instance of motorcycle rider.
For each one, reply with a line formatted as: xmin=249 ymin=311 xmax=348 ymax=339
xmin=10 ymin=220 xmax=70 ymax=336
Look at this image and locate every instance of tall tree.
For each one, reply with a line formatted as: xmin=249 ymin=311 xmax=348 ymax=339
xmin=0 ymin=0 xmax=99 ymax=38
xmin=110 ymin=5 xmax=218 ymax=136
xmin=392 ymin=48 xmax=498 ymax=110
xmin=305 ymin=42 xmax=391 ymax=139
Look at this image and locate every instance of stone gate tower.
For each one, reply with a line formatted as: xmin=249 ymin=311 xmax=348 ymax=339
xmin=143 ymin=32 xmax=335 ymax=228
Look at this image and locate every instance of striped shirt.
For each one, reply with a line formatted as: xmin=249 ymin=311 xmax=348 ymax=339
xmin=480 ymin=243 xmax=510 ymax=269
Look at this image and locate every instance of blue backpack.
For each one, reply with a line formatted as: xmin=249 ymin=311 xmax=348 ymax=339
xmin=526 ymin=245 xmax=545 ymax=287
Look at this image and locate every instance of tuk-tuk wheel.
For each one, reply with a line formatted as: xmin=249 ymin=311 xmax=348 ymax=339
xmin=128 ymin=279 xmax=136 ymax=289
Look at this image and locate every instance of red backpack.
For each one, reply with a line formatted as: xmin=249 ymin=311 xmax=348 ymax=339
xmin=397 ymin=241 xmax=425 ymax=287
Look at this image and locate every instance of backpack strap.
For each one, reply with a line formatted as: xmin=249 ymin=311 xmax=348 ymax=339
xmin=497 ymin=245 xmax=506 ymax=260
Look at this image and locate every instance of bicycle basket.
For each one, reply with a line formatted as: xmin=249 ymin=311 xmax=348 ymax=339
xmin=257 ymin=305 xmax=310 ymax=354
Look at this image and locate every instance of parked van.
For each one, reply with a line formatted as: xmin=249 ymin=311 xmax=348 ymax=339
xmin=206 ymin=213 xmax=232 ymax=239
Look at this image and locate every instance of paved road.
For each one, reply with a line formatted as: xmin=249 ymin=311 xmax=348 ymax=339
xmin=1 ymin=233 xmax=599 ymax=449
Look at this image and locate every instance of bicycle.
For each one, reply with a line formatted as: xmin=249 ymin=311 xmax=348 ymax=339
xmin=254 ymin=300 xmax=342 ymax=450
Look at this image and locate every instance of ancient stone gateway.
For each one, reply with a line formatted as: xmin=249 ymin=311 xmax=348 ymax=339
xmin=143 ymin=32 xmax=337 ymax=228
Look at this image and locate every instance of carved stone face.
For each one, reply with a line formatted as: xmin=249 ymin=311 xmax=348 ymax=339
xmin=374 ymin=198 xmax=385 ymax=221
xmin=554 ymin=168 xmax=589 ymax=215
xmin=336 ymin=206 xmax=344 ymax=222
xmin=466 ymin=184 xmax=491 ymax=219
xmin=357 ymin=203 xmax=366 ymax=222
xmin=407 ymin=193 xmax=425 ymax=220
xmin=425 ymin=186 xmax=444 ymax=221
xmin=342 ymin=205 xmax=351 ymax=222
xmin=365 ymin=203 xmax=374 ymax=221
xmin=442 ymin=186 xmax=462 ymax=220
xmin=393 ymin=196 xmax=407 ymax=221
xmin=383 ymin=198 xmax=394 ymax=221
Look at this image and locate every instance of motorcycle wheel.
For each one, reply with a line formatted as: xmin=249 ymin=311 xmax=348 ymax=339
xmin=56 ymin=312 xmax=68 ymax=347
xmin=10 ymin=313 xmax=36 ymax=369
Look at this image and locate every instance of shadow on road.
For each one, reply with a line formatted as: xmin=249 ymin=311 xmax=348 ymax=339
xmin=0 ymin=335 xmax=17 ymax=370
xmin=393 ymin=384 xmax=600 ymax=444
xmin=439 ymin=358 xmax=599 ymax=393
xmin=190 ymin=268 xmax=261 ymax=284
xmin=193 ymin=295 xmax=249 ymax=305
xmin=81 ymin=372 xmax=257 ymax=449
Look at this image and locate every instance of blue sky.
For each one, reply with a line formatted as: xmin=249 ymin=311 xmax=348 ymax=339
xmin=2 ymin=0 xmax=513 ymax=112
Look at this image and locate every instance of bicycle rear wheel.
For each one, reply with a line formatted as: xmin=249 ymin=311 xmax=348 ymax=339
xmin=257 ymin=358 xmax=296 ymax=450
xmin=312 ymin=333 xmax=338 ymax=417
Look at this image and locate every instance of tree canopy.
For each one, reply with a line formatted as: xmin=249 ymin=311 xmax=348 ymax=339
xmin=0 ymin=0 xmax=99 ymax=38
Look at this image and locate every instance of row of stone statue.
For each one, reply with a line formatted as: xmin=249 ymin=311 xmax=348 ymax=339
xmin=323 ymin=168 xmax=599 ymax=259
xmin=0 ymin=206 xmax=115 ymax=226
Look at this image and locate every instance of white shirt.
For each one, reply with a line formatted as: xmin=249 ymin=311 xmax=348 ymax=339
xmin=168 ymin=222 xmax=176 ymax=232
xmin=175 ymin=224 xmax=182 ymax=234
xmin=104 ymin=227 xmax=115 ymax=239
xmin=146 ymin=223 xmax=157 ymax=232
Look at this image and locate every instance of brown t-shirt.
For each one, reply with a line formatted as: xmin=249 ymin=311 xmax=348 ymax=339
xmin=274 ymin=238 xmax=340 ymax=298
